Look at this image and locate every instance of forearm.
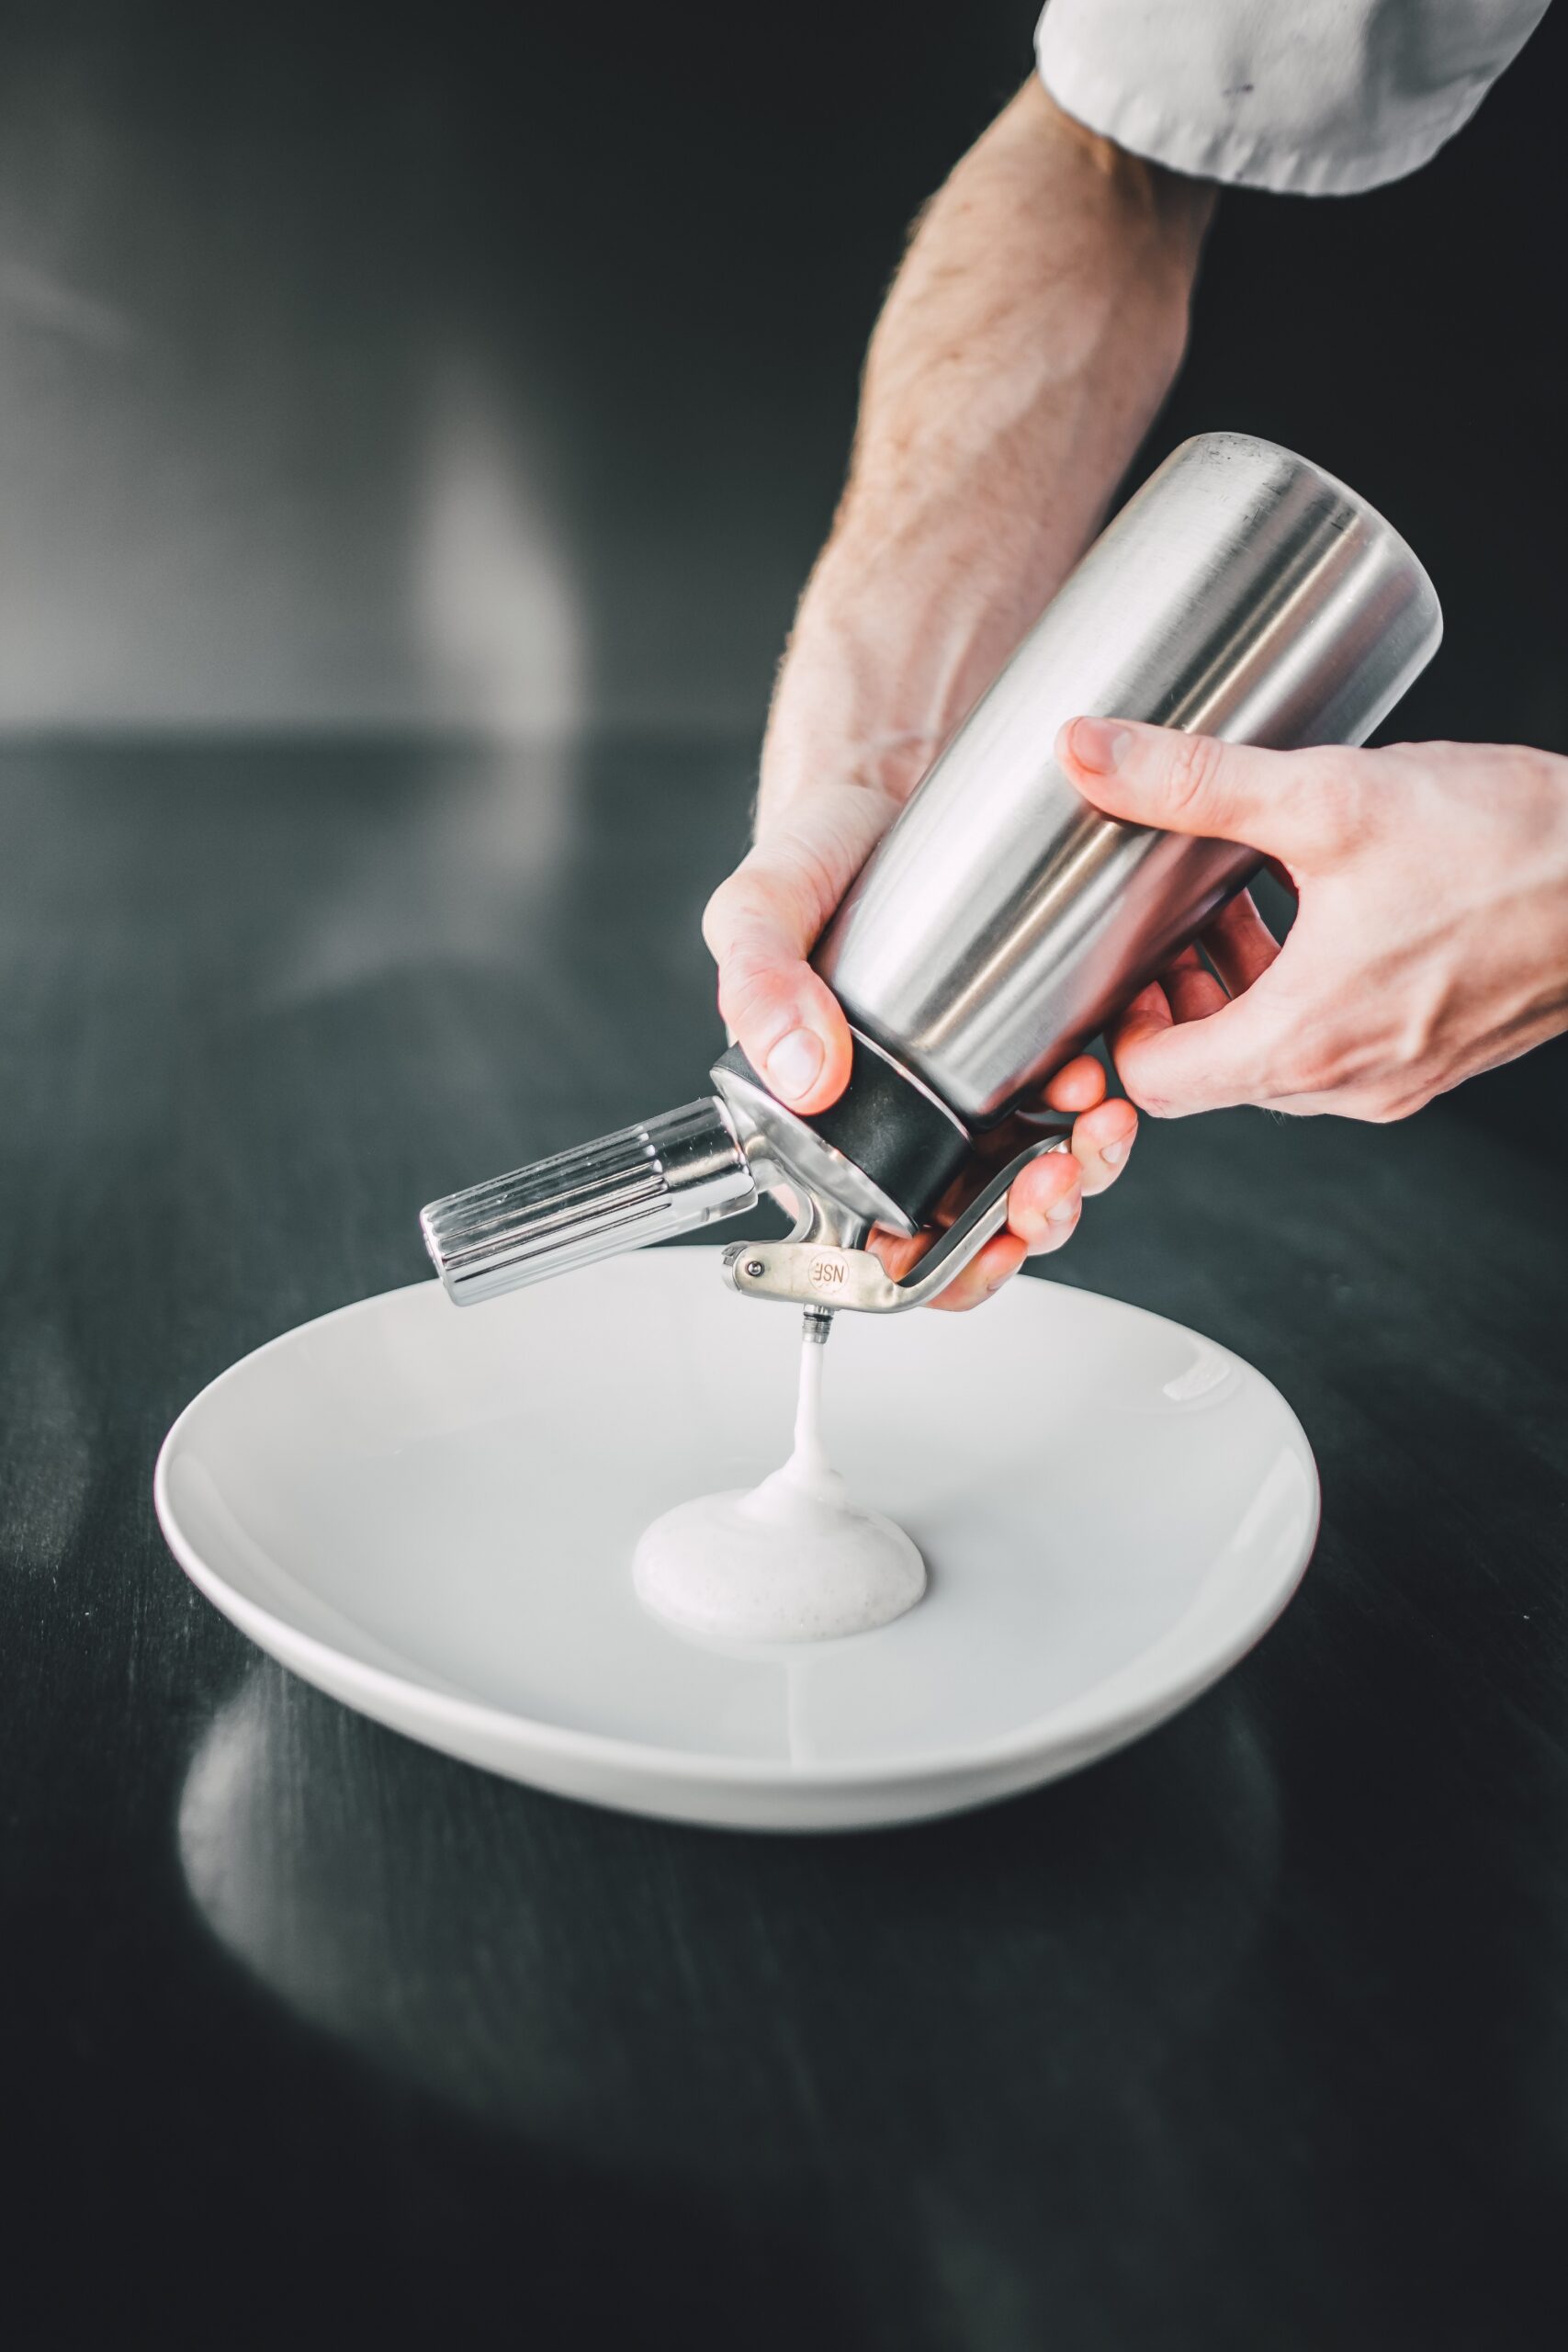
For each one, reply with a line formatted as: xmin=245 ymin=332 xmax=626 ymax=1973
xmin=704 ymin=77 xmax=1205 ymax=1194
xmin=761 ymin=79 xmax=1213 ymax=822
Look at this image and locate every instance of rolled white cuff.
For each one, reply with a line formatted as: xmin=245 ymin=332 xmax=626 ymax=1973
xmin=1035 ymin=0 xmax=1547 ymax=198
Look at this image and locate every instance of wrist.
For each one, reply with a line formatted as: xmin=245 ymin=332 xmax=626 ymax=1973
xmin=760 ymin=526 xmax=1028 ymax=822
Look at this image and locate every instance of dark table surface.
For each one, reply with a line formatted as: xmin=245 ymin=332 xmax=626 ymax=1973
xmin=4 ymin=736 xmax=1566 ymax=2351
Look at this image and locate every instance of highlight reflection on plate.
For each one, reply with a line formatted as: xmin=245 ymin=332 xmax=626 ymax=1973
xmin=154 ymin=1252 xmax=1318 ymax=1830
xmin=177 ymin=1662 xmax=1282 ymax=2172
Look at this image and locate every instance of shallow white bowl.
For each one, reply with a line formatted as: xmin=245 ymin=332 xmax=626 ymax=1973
xmin=154 ymin=1251 xmax=1317 ymax=1832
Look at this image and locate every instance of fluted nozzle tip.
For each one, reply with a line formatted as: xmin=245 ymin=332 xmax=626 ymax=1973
xmin=421 ymin=1096 xmax=756 ymax=1307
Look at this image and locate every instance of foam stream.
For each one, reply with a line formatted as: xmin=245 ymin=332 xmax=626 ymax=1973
xmin=632 ymin=1331 xmax=926 ymax=1644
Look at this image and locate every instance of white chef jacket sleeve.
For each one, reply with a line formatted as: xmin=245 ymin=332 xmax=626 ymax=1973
xmin=1034 ymin=0 xmax=1551 ymax=195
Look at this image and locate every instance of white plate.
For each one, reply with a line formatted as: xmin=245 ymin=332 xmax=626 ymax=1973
xmin=154 ymin=1251 xmax=1318 ymax=1832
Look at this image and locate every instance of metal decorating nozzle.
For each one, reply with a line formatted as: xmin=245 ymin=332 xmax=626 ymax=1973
xmin=421 ymin=1097 xmax=757 ymax=1306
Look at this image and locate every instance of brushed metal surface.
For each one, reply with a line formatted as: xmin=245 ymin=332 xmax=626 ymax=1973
xmin=817 ymin=434 xmax=1443 ymax=1124
xmin=421 ymin=1096 xmax=756 ymax=1304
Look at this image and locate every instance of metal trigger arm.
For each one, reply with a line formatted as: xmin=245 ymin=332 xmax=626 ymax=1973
xmin=720 ymin=1129 xmax=1071 ymax=1315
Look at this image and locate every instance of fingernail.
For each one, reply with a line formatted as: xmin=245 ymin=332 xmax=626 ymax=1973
xmin=1046 ymin=1191 xmax=1080 ymax=1227
xmin=765 ymin=1027 xmax=825 ymax=1103
xmin=1100 ymin=1138 xmax=1127 ymax=1167
xmin=1066 ymin=718 xmax=1131 ymax=774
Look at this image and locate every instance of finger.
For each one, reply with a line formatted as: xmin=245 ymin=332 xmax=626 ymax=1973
xmin=867 ymin=1221 xmax=1030 ymax=1309
xmin=1111 ymin=981 xmax=1282 ymax=1118
xmin=928 ymin=1229 xmax=1029 ymax=1312
xmin=1162 ymin=944 xmax=1228 ymax=1026
xmin=1068 ymin=1097 xmax=1138 ymax=1195
xmin=1106 ymin=977 xmax=1174 ymax=1067
xmin=702 ymin=853 xmax=853 ymax=1114
xmin=1042 ymin=1055 xmax=1107 ymax=1114
xmin=865 ymin=1227 xmax=924 ymax=1278
xmin=1057 ymin=717 xmax=1355 ymax=871
xmin=1202 ymin=888 xmax=1280 ymax=997
xmin=1005 ymin=1147 xmax=1083 ymax=1250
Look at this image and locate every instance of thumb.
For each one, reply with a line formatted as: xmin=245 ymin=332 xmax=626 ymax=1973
xmin=1056 ymin=717 xmax=1340 ymax=868
xmin=702 ymin=838 xmax=856 ymax=1115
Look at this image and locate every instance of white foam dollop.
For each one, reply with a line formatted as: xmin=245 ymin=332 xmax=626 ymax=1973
xmin=632 ymin=1331 xmax=925 ymax=1643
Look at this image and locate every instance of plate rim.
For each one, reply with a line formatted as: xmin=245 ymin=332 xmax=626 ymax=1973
xmin=153 ymin=1265 xmax=1320 ymax=1797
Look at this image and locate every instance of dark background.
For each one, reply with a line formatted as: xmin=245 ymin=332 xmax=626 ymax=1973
xmin=3 ymin=6 xmax=1567 ymax=2348
xmin=0 ymin=0 xmax=1562 ymax=753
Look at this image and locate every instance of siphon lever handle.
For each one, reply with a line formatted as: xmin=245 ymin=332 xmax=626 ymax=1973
xmin=720 ymin=1130 xmax=1071 ymax=1315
